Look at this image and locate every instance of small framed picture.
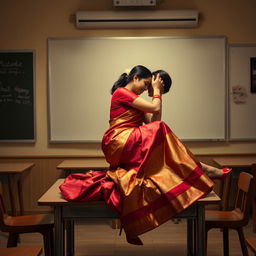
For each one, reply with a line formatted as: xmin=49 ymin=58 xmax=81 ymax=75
xmin=251 ymin=57 xmax=256 ymax=93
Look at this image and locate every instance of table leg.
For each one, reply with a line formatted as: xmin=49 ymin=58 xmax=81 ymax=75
xmin=17 ymin=175 xmax=24 ymax=215
xmin=253 ymin=198 xmax=256 ymax=233
xmin=54 ymin=206 xmax=64 ymax=256
xmin=222 ymin=173 xmax=231 ymax=210
xmin=187 ymin=219 xmax=195 ymax=256
xmin=196 ymin=205 xmax=206 ymax=256
xmin=7 ymin=174 xmax=17 ymax=216
xmin=251 ymin=165 xmax=256 ymax=233
xmin=66 ymin=220 xmax=74 ymax=256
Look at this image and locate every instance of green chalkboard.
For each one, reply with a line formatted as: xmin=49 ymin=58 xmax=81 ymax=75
xmin=0 ymin=51 xmax=35 ymax=141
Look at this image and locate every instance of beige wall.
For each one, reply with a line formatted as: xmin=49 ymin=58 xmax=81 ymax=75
xmin=0 ymin=0 xmax=256 ymax=157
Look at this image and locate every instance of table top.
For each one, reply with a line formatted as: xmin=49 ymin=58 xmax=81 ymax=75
xmin=213 ymin=156 xmax=256 ymax=167
xmin=57 ymin=158 xmax=109 ymax=170
xmin=0 ymin=162 xmax=35 ymax=173
xmin=38 ymin=178 xmax=220 ymax=206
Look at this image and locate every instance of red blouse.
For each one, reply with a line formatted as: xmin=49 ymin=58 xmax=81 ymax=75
xmin=110 ymin=87 xmax=138 ymax=119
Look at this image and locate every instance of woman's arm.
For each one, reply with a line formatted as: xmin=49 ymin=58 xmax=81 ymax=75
xmin=131 ymin=74 xmax=163 ymax=115
xmin=144 ymin=109 xmax=162 ymax=124
xmin=131 ymin=94 xmax=161 ymax=113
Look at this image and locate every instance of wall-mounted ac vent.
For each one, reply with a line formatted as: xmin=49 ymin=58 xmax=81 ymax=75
xmin=113 ymin=0 xmax=156 ymax=6
xmin=75 ymin=10 xmax=199 ymax=29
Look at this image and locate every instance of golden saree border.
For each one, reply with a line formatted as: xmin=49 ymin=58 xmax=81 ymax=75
xmin=102 ymin=108 xmax=143 ymax=167
xmin=121 ymin=166 xmax=214 ymax=236
xmin=108 ymin=108 xmax=144 ymax=129
xmin=103 ymin=110 xmax=215 ymax=238
xmin=107 ymin=167 xmax=140 ymax=196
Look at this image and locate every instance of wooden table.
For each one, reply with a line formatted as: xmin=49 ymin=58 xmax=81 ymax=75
xmin=38 ymin=179 xmax=220 ymax=256
xmin=57 ymin=158 xmax=109 ymax=176
xmin=213 ymin=156 xmax=256 ymax=231
xmin=0 ymin=162 xmax=35 ymax=215
xmin=57 ymin=158 xmax=120 ymax=229
xmin=213 ymin=156 xmax=256 ymax=169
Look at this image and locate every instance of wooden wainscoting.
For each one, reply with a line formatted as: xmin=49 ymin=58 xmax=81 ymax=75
xmin=0 ymin=154 xmax=254 ymax=214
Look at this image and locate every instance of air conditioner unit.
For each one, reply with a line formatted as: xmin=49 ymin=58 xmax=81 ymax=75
xmin=75 ymin=10 xmax=199 ymax=29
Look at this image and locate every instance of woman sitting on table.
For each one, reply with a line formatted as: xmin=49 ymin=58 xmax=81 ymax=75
xmin=60 ymin=65 xmax=230 ymax=245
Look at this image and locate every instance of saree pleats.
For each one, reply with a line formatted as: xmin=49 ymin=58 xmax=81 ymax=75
xmin=60 ymin=107 xmax=214 ymax=238
xmin=102 ymin=108 xmax=143 ymax=168
xmin=105 ymin=119 xmax=214 ymax=236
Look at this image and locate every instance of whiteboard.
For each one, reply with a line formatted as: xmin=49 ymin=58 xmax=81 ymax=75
xmin=48 ymin=37 xmax=227 ymax=142
xmin=228 ymin=44 xmax=256 ymax=140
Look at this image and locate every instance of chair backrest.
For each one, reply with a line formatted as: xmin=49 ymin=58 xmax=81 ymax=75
xmin=0 ymin=193 xmax=8 ymax=228
xmin=252 ymin=163 xmax=256 ymax=198
xmin=234 ymin=171 xmax=253 ymax=223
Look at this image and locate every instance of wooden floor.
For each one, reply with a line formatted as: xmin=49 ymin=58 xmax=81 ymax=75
xmin=1 ymin=218 xmax=255 ymax=256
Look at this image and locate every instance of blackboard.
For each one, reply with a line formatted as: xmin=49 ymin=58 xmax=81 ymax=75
xmin=0 ymin=51 xmax=35 ymax=142
xmin=228 ymin=44 xmax=256 ymax=140
xmin=48 ymin=37 xmax=227 ymax=142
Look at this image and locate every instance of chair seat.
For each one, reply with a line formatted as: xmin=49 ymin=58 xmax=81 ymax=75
xmin=206 ymin=209 xmax=243 ymax=221
xmin=0 ymin=246 xmax=42 ymax=256
xmin=2 ymin=214 xmax=54 ymax=233
xmin=246 ymin=237 xmax=256 ymax=253
xmin=0 ymin=193 xmax=54 ymax=255
xmin=205 ymin=172 xmax=253 ymax=256
xmin=205 ymin=209 xmax=248 ymax=228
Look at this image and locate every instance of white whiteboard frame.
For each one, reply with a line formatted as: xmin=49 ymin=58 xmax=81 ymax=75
xmin=48 ymin=36 xmax=227 ymax=143
xmin=228 ymin=44 xmax=256 ymax=141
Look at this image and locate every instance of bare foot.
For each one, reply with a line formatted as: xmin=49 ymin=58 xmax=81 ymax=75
xmin=200 ymin=163 xmax=231 ymax=180
xmin=200 ymin=163 xmax=223 ymax=178
xmin=205 ymin=166 xmax=223 ymax=178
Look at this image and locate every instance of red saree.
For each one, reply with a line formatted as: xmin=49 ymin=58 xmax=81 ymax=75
xmin=60 ymin=87 xmax=214 ymax=238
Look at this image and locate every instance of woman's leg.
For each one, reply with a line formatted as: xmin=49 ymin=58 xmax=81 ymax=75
xmin=200 ymin=162 xmax=226 ymax=178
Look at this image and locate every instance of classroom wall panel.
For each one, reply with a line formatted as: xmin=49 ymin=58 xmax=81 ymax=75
xmin=228 ymin=44 xmax=256 ymax=140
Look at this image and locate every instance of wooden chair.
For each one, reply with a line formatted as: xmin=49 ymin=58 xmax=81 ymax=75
xmin=0 ymin=246 xmax=42 ymax=256
xmin=0 ymin=193 xmax=54 ymax=256
xmin=205 ymin=171 xmax=253 ymax=256
xmin=251 ymin=163 xmax=256 ymax=233
xmin=246 ymin=237 xmax=256 ymax=255
xmin=245 ymin=163 xmax=256 ymax=255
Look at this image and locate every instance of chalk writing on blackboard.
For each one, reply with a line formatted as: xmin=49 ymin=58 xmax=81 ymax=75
xmin=0 ymin=84 xmax=32 ymax=105
xmin=0 ymin=51 xmax=35 ymax=141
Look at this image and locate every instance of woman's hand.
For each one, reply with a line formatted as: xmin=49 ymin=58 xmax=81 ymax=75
xmin=132 ymin=73 xmax=163 ymax=114
xmin=151 ymin=73 xmax=164 ymax=94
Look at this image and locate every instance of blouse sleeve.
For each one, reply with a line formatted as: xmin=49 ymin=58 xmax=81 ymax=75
xmin=113 ymin=87 xmax=138 ymax=106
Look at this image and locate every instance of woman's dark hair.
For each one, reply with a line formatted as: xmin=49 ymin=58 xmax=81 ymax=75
xmin=152 ymin=70 xmax=172 ymax=94
xmin=111 ymin=65 xmax=152 ymax=94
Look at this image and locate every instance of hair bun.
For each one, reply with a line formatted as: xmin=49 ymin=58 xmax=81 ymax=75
xmin=124 ymin=68 xmax=131 ymax=75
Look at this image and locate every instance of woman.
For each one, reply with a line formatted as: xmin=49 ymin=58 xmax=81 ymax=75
xmin=60 ymin=65 xmax=230 ymax=245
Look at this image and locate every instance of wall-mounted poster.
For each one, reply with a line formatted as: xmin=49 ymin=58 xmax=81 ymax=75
xmin=251 ymin=57 xmax=256 ymax=93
